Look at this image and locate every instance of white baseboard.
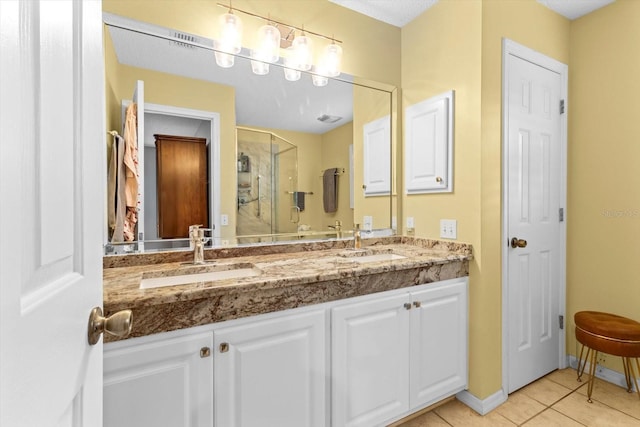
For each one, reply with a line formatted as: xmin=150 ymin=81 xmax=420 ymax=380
xmin=456 ymin=389 xmax=507 ymax=415
xmin=567 ymin=355 xmax=636 ymax=391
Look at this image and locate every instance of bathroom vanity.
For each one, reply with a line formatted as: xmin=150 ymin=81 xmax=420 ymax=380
xmin=102 ymin=237 xmax=471 ymax=427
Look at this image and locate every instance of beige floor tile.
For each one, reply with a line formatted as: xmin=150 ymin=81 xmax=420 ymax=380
xmin=546 ymin=367 xmax=590 ymax=391
xmin=397 ymin=411 xmax=451 ymax=427
xmin=494 ymin=390 xmax=546 ymax=425
xmin=521 ymin=408 xmax=585 ymax=426
xmin=434 ymin=399 xmax=516 ymax=427
xmin=553 ymin=391 xmax=640 ymax=427
xmin=575 ymin=378 xmax=640 ymax=421
xmin=519 ymin=377 xmax=573 ymax=406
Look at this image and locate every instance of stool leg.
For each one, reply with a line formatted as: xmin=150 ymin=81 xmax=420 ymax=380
xmin=577 ymin=345 xmax=591 ymax=382
xmin=587 ymin=349 xmax=598 ymax=403
xmin=623 ymin=357 xmax=633 ymax=392
xmin=632 ymin=358 xmax=640 ymax=400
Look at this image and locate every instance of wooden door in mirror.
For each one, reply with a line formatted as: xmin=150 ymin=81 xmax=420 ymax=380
xmin=155 ymin=134 xmax=209 ymax=238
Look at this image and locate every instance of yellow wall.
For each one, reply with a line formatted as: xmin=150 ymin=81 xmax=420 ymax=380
xmin=321 ymin=122 xmax=354 ymax=230
xmin=402 ymin=0 xmax=571 ymax=399
xmin=567 ymin=0 xmax=640 ymax=373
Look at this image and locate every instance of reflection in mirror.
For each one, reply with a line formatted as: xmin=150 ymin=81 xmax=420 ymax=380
xmin=103 ymin=13 xmax=395 ymax=254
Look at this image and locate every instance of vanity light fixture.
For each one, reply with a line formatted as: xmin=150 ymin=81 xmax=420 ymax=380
xmin=216 ymin=3 xmax=343 ymax=85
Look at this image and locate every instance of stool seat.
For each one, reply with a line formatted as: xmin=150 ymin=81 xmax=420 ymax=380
xmin=575 ymin=311 xmax=640 ymax=357
xmin=574 ymin=310 xmax=640 ymax=403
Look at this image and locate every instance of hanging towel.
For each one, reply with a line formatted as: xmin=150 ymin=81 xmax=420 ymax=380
xmin=123 ymin=103 xmax=139 ymax=241
xmin=108 ymin=135 xmax=127 ymax=243
xmin=323 ymin=168 xmax=338 ymax=213
xmin=293 ymin=191 xmax=305 ymax=212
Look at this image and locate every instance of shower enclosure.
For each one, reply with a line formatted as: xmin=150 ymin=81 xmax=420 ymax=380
xmin=236 ymin=127 xmax=298 ymax=240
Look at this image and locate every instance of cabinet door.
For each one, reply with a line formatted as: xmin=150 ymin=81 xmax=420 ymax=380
xmin=214 ymin=309 xmax=327 ymax=427
xmin=405 ymin=90 xmax=454 ymax=194
xmin=332 ymin=293 xmax=410 ymax=427
xmin=362 ymin=115 xmax=391 ymax=196
xmin=409 ymin=278 xmax=468 ymax=408
xmin=104 ymin=332 xmax=214 ymax=427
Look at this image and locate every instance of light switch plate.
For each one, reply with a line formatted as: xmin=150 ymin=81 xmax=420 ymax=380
xmin=221 ymin=214 xmax=229 ymax=226
xmin=440 ymin=219 xmax=457 ymax=239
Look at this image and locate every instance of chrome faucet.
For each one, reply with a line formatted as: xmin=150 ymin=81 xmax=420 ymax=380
xmin=189 ymin=225 xmax=212 ymax=264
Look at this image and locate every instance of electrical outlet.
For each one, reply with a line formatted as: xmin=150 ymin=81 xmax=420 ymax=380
xmin=406 ymin=217 xmax=415 ymax=229
xmin=363 ymin=216 xmax=373 ymax=231
xmin=221 ymin=214 xmax=229 ymax=226
xmin=392 ymin=216 xmax=397 ymax=230
xmin=440 ymin=219 xmax=457 ymax=239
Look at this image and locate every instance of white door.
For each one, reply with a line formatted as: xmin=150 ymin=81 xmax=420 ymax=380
xmin=504 ymin=41 xmax=567 ymax=393
xmin=0 ymin=1 xmax=105 ymax=426
xmin=409 ymin=279 xmax=468 ymax=408
xmin=332 ymin=293 xmax=410 ymax=427
xmin=215 ymin=309 xmax=327 ymax=427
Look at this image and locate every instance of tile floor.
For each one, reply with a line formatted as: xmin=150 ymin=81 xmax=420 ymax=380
xmin=397 ymin=368 xmax=640 ymax=426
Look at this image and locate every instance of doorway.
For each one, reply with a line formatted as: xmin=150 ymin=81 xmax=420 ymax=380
xmin=502 ymin=39 xmax=568 ymax=393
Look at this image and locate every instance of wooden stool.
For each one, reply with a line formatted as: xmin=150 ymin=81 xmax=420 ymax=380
xmin=575 ymin=311 xmax=640 ymax=403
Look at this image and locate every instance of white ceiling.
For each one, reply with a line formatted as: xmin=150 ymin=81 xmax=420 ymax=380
xmin=329 ymin=0 xmax=616 ymax=27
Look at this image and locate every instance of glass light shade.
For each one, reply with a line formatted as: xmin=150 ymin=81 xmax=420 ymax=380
xmin=218 ymin=12 xmax=243 ymax=54
xmin=256 ymin=24 xmax=281 ymax=63
xmin=250 ymin=49 xmax=270 ymax=75
xmin=323 ymin=42 xmax=342 ymax=77
xmin=283 ymin=46 xmax=301 ymax=81
xmin=312 ymin=65 xmax=328 ymax=87
xmin=213 ymin=40 xmax=235 ymax=68
xmin=292 ymin=34 xmax=313 ymax=71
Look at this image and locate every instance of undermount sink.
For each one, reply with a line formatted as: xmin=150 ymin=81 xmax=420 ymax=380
xmin=140 ymin=263 xmax=262 ymax=289
xmin=337 ymin=249 xmax=407 ymax=263
xmin=349 ymin=253 xmax=406 ymax=263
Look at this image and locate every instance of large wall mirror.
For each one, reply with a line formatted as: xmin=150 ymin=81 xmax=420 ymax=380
xmin=103 ymin=12 xmax=396 ymax=254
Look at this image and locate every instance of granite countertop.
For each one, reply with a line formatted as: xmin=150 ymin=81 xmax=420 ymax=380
xmin=103 ymin=236 xmax=473 ymax=341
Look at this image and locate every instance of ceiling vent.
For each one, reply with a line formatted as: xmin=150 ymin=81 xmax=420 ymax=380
xmin=317 ymin=114 xmax=342 ymax=124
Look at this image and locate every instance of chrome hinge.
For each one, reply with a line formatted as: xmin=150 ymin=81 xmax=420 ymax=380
xmin=559 ymin=208 xmax=564 ymax=222
xmin=559 ymin=315 xmax=564 ymax=330
xmin=560 ymin=99 xmax=565 ymax=114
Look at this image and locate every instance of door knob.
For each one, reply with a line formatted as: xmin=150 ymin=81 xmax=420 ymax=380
xmin=510 ymin=237 xmax=528 ymax=249
xmin=87 ymin=307 xmax=133 ymax=345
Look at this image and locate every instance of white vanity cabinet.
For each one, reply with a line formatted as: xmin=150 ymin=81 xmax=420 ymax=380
xmin=331 ymin=277 xmax=468 ymax=427
xmin=213 ymin=309 xmax=327 ymax=427
xmin=103 ymin=277 xmax=467 ymax=427
xmin=103 ymin=332 xmax=214 ymax=427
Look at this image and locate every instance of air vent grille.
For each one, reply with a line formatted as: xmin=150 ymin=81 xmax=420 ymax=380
xmin=171 ymin=31 xmax=199 ymax=49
